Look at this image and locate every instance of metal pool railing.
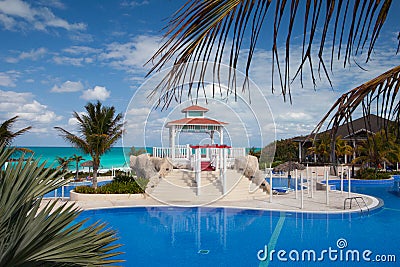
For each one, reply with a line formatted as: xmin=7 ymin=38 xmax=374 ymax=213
xmin=43 ymin=181 xmax=94 ymax=200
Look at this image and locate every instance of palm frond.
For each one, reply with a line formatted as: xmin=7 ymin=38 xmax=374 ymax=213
xmin=313 ymin=65 xmax=400 ymax=140
xmin=0 ymin=145 xmax=123 ymax=266
xmin=0 ymin=116 xmax=32 ymax=146
xmin=146 ymin=0 xmax=397 ymax=108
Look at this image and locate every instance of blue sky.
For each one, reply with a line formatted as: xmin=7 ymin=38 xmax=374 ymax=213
xmin=0 ymin=0 xmax=399 ymax=147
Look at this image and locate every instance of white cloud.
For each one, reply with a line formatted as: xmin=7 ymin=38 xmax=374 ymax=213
xmin=81 ymin=86 xmax=110 ymax=101
xmin=0 ymin=71 xmax=18 ymax=87
xmin=0 ymin=0 xmax=86 ymax=32
xmin=121 ymin=1 xmax=149 ymax=8
xmin=51 ymin=80 xmax=84 ymax=93
xmin=0 ymin=89 xmax=62 ymax=124
xmin=0 ymin=12 xmax=15 ymax=29
xmin=99 ymin=35 xmax=161 ymax=72
xmin=52 ymin=56 xmax=85 ymax=66
xmin=6 ymin=47 xmax=47 ymax=63
xmin=62 ymin=45 xmax=101 ymax=55
xmin=37 ymin=0 xmax=66 ymax=9
xmin=127 ymin=107 xmax=150 ymax=116
xmin=19 ymin=47 xmax=47 ymax=60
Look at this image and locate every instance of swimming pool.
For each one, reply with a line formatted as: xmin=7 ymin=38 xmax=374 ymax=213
xmin=78 ymin=177 xmax=400 ymax=266
xmin=44 ymin=180 xmax=110 ymax=198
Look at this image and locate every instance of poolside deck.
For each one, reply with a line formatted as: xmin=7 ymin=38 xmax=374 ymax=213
xmin=40 ymin=170 xmax=380 ymax=214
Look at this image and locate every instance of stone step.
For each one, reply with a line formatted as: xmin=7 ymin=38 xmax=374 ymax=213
xmin=149 ymin=169 xmax=267 ymax=203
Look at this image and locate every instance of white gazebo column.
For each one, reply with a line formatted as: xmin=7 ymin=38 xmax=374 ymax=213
xmin=186 ymin=144 xmax=191 ymax=160
xmin=195 ymin=148 xmax=201 ymax=196
xmin=219 ymin=127 xmax=224 ymax=145
xmin=222 ymin=148 xmax=227 ymax=194
xmin=219 ymin=147 xmax=227 ymax=194
xmin=169 ymin=125 xmax=176 ymax=159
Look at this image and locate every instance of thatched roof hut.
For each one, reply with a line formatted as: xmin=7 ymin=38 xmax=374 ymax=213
xmin=273 ymin=161 xmax=305 ymax=172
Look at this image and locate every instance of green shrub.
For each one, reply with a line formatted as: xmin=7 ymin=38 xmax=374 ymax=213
xmin=114 ymin=174 xmax=135 ymax=183
xmin=74 ymin=178 xmax=149 ymax=194
xmin=75 ymin=185 xmax=96 ymax=194
xmin=356 ymin=168 xmax=391 ymax=180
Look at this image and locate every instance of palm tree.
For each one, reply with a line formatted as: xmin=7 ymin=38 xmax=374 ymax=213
xmin=308 ymin=133 xmax=331 ymax=163
xmin=70 ymin=154 xmax=84 ymax=180
xmin=128 ymin=146 xmax=147 ymax=156
xmin=248 ymin=146 xmax=261 ymax=159
xmin=353 ymin=130 xmax=400 ymax=168
xmin=55 ymin=156 xmax=71 ymax=172
xmin=335 ymin=137 xmax=354 ymax=164
xmin=0 ymin=116 xmax=31 ymax=146
xmin=54 ymin=101 xmax=124 ymax=189
xmin=146 ymin=1 xmax=398 ymax=109
xmin=0 ymin=145 xmax=122 ymax=265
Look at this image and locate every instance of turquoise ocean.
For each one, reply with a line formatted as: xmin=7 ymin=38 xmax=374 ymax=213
xmin=16 ymin=147 xmax=152 ymax=171
xmin=15 ymin=146 xmax=259 ymax=171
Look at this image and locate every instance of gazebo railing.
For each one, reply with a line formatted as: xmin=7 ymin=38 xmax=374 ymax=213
xmin=153 ymin=145 xmax=246 ymax=160
xmin=153 ymin=145 xmax=190 ymax=159
xmin=228 ymin=147 xmax=246 ymax=158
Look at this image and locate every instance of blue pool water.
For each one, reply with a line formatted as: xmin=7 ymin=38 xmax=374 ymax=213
xmin=44 ymin=181 xmax=109 ymax=198
xmin=270 ymin=177 xmax=304 ymax=190
xmin=77 ymin=177 xmax=400 ymax=266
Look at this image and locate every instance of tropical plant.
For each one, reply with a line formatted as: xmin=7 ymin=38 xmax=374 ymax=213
xmin=308 ymin=133 xmax=332 ymax=163
xmin=352 ymin=130 xmax=400 ymax=168
xmin=273 ymin=139 xmax=298 ymax=162
xmin=335 ymin=136 xmax=354 ymax=163
xmin=55 ymin=156 xmax=72 ymax=172
xmin=54 ymin=101 xmax=124 ymax=189
xmin=146 ymin=0 xmax=398 ymax=108
xmin=248 ymin=146 xmax=261 ymax=159
xmin=0 ymin=145 xmax=122 ymax=266
xmin=128 ymin=146 xmax=147 ymax=156
xmin=356 ymin=167 xmax=391 ymax=180
xmin=0 ymin=116 xmax=32 ymax=146
xmin=307 ymin=134 xmax=354 ymax=164
xmin=313 ymin=66 xmax=400 ymax=145
xmin=75 ymin=177 xmax=148 ymax=195
xmin=70 ymin=154 xmax=84 ymax=180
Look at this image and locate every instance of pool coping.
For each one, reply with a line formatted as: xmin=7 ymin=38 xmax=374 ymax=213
xmin=325 ymin=177 xmax=394 ymax=185
xmin=70 ymin=190 xmax=381 ymax=216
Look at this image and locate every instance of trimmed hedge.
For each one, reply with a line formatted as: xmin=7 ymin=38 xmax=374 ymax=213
xmin=356 ymin=168 xmax=391 ymax=180
xmin=75 ymin=176 xmax=148 ymax=194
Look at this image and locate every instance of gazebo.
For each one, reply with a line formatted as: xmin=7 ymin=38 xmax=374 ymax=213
xmin=151 ymin=104 xmax=246 ymax=195
xmin=165 ymin=105 xmax=227 ymax=159
xmin=153 ymin=105 xmax=245 ymax=166
xmin=152 ymin=104 xmax=246 ymax=165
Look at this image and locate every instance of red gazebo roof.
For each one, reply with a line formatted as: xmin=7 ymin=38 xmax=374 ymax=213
xmin=166 ymin=117 xmax=227 ymax=126
xmin=181 ymin=105 xmax=209 ymax=112
xmin=190 ymin=144 xmax=231 ymax=149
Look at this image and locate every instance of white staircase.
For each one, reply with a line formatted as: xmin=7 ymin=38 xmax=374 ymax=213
xmin=148 ymin=169 xmax=267 ymax=205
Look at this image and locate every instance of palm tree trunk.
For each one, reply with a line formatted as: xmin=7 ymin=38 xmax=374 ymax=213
xmin=92 ymin=164 xmax=98 ymax=189
xmin=75 ymin=161 xmax=78 ymax=180
xmin=330 ymin=139 xmax=337 ymax=176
